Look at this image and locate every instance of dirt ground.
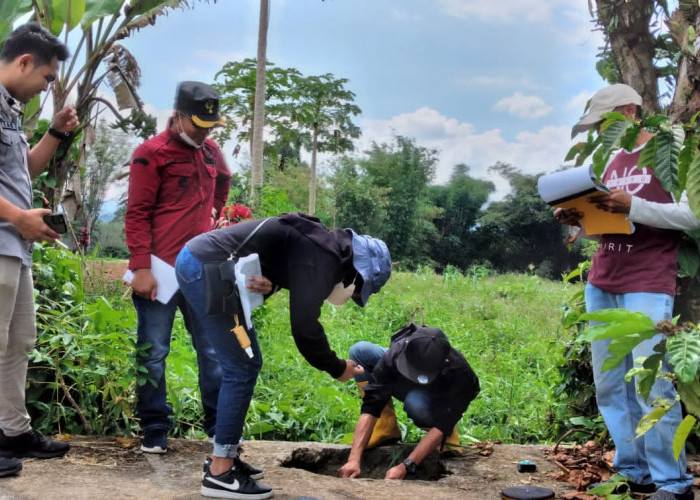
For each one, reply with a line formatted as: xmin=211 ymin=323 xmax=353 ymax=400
xmin=0 ymin=437 xmax=579 ymax=499
xmin=83 ymin=259 xmax=129 ymax=290
xmin=1 ymin=437 xmax=698 ymax=500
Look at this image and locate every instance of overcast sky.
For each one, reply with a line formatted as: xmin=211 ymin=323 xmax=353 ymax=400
xmin=113 ymin=0 xmax=605 ymax=201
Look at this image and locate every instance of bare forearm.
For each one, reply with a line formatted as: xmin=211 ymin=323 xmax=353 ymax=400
xmin=27 ymin=133 xmax=62 ymax=179
xmin=409 ymin=428 xmax=444 ymax=464
xmin=347 ymin=414 xmax=377 ymax=463
xmin=0 ymin=195 xmax=23 ymax=224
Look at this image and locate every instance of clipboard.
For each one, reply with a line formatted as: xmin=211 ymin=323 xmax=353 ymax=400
xmin=537 ymin=165 xmax=632 ymax=235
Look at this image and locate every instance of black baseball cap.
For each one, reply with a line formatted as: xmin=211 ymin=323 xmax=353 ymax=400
xmin=395 ymin=328 xmax=450 ymax=385
xmin=174 ymin=81 xmax=225 ymax=128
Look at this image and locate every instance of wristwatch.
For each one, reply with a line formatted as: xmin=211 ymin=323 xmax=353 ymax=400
xmin=402 ymin=458 xmax=417 ymax=475
xmin=48 ymin=127 xmax=71 ymax=140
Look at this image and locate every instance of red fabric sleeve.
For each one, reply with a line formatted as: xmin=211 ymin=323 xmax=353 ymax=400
xmin=125 ymin=143 xmax=158 ymax=270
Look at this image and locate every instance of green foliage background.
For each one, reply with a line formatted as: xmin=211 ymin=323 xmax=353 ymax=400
xmin=29 ymin=247 xmax=584 ymax=445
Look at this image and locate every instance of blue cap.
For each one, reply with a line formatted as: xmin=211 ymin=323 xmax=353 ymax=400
xmin=349 ymin=230 xmax=391 ymax=307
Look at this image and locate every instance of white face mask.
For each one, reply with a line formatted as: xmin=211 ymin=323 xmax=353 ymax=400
xmin=326 ymin=281 xmax=356 ymax=306
xmin=178 ymin=114 xmax=204 ymax=149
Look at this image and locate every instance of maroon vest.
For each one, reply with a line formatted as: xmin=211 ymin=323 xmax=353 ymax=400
xmin=588 ymin=148 xmax=680 ymax=296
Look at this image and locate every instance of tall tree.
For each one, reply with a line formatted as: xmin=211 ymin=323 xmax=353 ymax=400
xmin=290 ymin=73 xmax=361 ymax=215
xmin=361 ymin=136 xmax=437 ymax=267
xmin=476 ymin=163 xmax=582 ymax=276
xmin=428 ymin=164 xmax=494 ymax=271
xmin=213 ymin=59 xmax=300 ymax=156
xmin=250 ymin=0 xmax=270 ymax=206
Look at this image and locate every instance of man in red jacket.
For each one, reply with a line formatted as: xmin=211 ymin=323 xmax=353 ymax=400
xmin=125 ymin=81 xmax=231 ymax=453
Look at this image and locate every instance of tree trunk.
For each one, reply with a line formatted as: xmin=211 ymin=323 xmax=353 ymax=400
xmin=667 ymin=7 xmax=700 ymax=323
xmin=308 ymin=122 xmax=318 ymax=215
xmin=667 ymin=6 xmax=700 ymax=123
xmin=250 ymin=0 xmax=269 ymax=207
xmin=595 ymin=0 xmax=660 ymax=114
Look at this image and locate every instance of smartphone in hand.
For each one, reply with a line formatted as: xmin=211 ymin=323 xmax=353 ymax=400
xmin=43 ymin=213 xmax=68 ymax=234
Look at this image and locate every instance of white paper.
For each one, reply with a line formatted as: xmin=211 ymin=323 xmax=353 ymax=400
xmin=537 ymin=165 xmax=610 ymax=203
xmin=235 ymin=253 xmax=264 ymax=329
xmin=123 ymin=255 xmax=179 ymax=304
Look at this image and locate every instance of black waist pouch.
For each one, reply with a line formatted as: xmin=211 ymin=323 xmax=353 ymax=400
xmin=201 ymin=217 xmax=273 ymax=316
xmin=202 ymin=259 xmax=242 ymax=316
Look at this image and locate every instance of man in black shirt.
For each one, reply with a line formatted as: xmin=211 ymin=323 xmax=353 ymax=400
xmin=338 ymin=325 xmax=480 ymax=480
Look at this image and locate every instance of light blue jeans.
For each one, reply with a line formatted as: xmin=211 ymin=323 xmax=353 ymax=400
xmin=586 ymin=283 xmax=693 ymax=493
xmin=349 ymin=341 xmax=434 ymax=427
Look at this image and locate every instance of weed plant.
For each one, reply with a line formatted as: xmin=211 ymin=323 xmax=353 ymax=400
xmin=29 ymin=246 xmax=583 ymax=445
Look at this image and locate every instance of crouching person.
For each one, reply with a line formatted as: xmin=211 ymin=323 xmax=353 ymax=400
xmin=339 ymin=326 xmax=480 ymax=480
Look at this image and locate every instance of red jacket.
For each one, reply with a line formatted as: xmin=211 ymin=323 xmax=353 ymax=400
xmin=125 ymin=125 xmax=231 ymax=269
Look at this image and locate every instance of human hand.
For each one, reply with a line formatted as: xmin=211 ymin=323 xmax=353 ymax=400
xmin=384 ymin=464 xmax=406 ymax=480
xmin=131 ymin=268 xmax=158 ymax=301
xmin=51 ymin=106 xmax=79 ymax=134
xmin=588 ymin=188 xmax=632 ymax=214
xmin=338 ymin=461 xmax=361 ymax=479
xmin=246 ymin=276 xmax=273 ymax=294
xmin=553 ymin=207 xmax=582 ymax=226
xmin=12 ymin=208 xmax=58 ymax=242
xmin=336 ymin=359 xmax=364 ymax=382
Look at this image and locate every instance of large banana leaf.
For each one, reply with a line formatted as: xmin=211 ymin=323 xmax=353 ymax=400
xmin=49 ymin=0 xmax=88 ymax=34
xmin=82 ymin=0 xmax=125 ymax=29
xmin=0 ymin=0 xmax=33 ymax=45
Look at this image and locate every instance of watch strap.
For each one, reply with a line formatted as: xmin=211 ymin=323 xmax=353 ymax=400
xmin=48 ymin=127 xmax=71 ymax=140
xmin=402 ymin=458 xmax=417 ymax=475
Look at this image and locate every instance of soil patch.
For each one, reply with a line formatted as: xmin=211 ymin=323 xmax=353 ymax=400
xmin=5 ymin=436 xmax=698 ymax=499
xmin=82 ymin=259 xmax=129 ymax=294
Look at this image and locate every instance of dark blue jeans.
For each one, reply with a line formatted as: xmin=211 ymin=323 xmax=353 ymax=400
xmin=349 ymin=341 xmax=434 ymax=427
xmin=175 ymin=246 xmax=263 ymax=458
xmin=133 ymin=286 xmax=221 ymax=436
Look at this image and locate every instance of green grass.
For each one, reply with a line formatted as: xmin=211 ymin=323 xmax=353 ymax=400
xmin=167 ymin=268 xmax=582 ymax=445
xmin=31 ymin=250 xmax=583 ymax=444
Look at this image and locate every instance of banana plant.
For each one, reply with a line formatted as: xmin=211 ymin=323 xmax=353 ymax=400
xmin=0 ymin=0 xmax=217 ymax=217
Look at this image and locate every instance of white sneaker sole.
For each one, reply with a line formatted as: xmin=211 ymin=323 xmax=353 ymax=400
xmin=140 ymin=444 xmax=167 ymax=454
xmin=200 ymin=485 xmax=273 ymax=499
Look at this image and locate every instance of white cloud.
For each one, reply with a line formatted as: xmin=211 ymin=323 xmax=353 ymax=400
xmin=567 ymin=90 xmax=593 ymax=114
xmin=437 ymin=0 xmax=560 ymax=23
xmin=358 ymin=107 xmax=575 ymax=201
xmin=493 ymin=92 xmax=553 ymax=119
xmin=389 ymin=8 xmax=423 ymax=23
xmin=456 ymin=74 xmax=544 ymax=91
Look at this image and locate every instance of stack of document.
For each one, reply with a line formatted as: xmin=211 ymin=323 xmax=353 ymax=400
xmin=123 ymin=255 xmax=179 ymax=304
xmin=234 ymin=253 xmax=264 ymax=329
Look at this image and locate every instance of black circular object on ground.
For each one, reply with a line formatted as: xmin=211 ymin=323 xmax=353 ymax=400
xmin=501 ymin=485 xmax=555 ymax=500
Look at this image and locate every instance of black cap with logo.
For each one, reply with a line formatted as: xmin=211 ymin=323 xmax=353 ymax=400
xmin=395 ymin=328 xmax=451 ymax=385
xmin=174 ymin=81 xmax=225 ymax=128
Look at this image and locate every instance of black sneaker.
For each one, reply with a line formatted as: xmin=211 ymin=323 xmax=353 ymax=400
xmin=201 ymin=466 xmax=273 ymax=499
xmin=0 ymin=429 xmax=69 ymax=459
xmin=140 ymin=430 xmax=167 ymax=454
xmin=0 ymin=457 xmax=22 ymax=477
xmin=204 ymin=456 xmax=264 ymax=480
xmin=587 ymin=474 xmax=656 ymax=495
